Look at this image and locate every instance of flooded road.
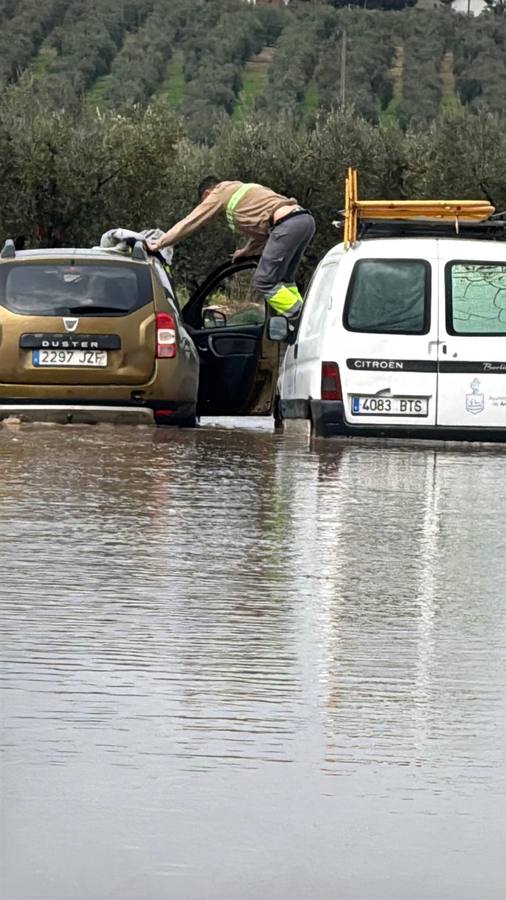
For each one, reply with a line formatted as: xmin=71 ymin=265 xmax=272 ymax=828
xmin=1 ymin=421 xmax=506 ymax=900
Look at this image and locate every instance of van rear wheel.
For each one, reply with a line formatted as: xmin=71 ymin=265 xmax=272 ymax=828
xmin=274 ymin=395 xmax=283 ymax=431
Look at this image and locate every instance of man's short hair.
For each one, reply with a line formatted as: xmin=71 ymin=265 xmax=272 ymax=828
xmin=198 ymin=175 xmax=220 ymax=200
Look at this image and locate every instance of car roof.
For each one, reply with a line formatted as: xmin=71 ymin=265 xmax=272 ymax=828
xmin=4 ymin=248 xmax=151 ymax=265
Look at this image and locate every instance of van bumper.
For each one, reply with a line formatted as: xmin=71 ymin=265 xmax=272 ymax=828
xmin=279 ymin=399 xmax=347 ymax=436
xmin=309 ymin=400 xmax=347 ymax=437
xmin=283 ymin=399 xmax=506 ymax=443
xmin=0 ymin=400 xmax=196 ymax=426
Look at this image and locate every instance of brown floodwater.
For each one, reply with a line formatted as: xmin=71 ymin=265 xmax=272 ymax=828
xmin=1 ymin=419 xmax=505 ymax=899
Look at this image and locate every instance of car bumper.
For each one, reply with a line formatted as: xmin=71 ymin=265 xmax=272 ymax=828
xmin=0 ymin=400 xmax=196 ymax=426
xmin=0 ymin=404 xmax=155 ymax=425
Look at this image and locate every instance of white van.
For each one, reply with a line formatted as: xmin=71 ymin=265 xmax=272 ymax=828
xmin=271 ymin=233 xmax=506 ymax=439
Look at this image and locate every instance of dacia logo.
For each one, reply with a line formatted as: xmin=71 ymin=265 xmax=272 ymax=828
xmin=63 ymin=317 xmax=79 ymax=332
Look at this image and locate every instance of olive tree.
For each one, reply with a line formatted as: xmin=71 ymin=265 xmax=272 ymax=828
xmin=0 ymin=83 xmax=182 ymax=247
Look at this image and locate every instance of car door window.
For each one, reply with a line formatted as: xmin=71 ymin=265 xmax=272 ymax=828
xmin=201 ymin=269 xmax=265 ymax=329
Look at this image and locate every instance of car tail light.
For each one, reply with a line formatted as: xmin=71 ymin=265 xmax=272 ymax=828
xmin=321 ymin=362 xmax=342 ymax=401
xmin=156 ymin=312 xmax=177 ymax=358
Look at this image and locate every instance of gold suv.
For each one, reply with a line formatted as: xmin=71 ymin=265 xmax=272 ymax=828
xmin=0 ymin=240 xmax=200 ymax=425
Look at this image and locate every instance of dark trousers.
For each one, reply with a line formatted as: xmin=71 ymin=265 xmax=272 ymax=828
xmin=254 ymin=212 xmax=316 ymax=296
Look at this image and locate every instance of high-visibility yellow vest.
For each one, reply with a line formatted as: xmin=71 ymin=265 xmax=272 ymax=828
xmin=226 ymin=183 xmax=258 ymax=231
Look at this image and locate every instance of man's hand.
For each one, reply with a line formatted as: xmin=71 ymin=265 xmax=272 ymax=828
xmin=231 ymin=247 xmax=247 ymax=263
xmin=146 ymin=239 xmax=161 ymax=253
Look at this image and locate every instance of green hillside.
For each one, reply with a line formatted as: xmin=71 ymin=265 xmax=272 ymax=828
xmin=1 ymin=0 xmax=505 ymax=288
xmin=1 ymin=0 xmax=505 ymax=140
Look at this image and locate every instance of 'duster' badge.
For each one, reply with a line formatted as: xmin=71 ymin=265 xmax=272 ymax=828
xmin=465 ymin=378 xmax=485 ymax=415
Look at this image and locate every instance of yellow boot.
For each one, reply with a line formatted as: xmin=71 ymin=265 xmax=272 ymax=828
xmin=286 ymin=284 xmax=304 ymax=303
xmin=267 ymin=284 xmax=303 ymax=317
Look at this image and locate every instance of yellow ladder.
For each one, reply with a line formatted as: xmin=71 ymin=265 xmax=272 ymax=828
xmin=342 ymin=167 xmax=495 ymax=247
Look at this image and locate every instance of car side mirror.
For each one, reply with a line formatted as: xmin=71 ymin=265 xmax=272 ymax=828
xmin=267 ymin=315 xmax=289 ymax=342
xmin=202 ymin=308 xmax=227 ymax=329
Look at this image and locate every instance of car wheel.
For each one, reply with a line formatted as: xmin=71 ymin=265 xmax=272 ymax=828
xmin=273 ymin=395 xmax=283 ymax=432
xmin=178 ymin=416 xmax=198 ymax=428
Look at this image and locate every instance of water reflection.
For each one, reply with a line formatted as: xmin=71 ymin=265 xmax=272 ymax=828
xmin=1 ymin=424 xmax=506 ymax=899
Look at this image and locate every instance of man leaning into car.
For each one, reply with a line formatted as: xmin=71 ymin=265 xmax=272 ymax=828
xmin=147 ymin=177 xmax=315 ymax=320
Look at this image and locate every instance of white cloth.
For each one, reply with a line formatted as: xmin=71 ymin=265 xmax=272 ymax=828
xmin=99 ymin=228 xmax=174 ymax=265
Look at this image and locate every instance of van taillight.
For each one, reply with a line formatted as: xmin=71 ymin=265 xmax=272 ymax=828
xmin=321 ymin=362 xmax=342 ymax=401
xmin=156 ymin=312 xmax=177 ymax=359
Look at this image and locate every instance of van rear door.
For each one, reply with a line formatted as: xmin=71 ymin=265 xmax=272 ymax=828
xmin=436 ymin=243 xmax=506 ymax=430
xmin=338 ymin=248 xmax=439 ymax=428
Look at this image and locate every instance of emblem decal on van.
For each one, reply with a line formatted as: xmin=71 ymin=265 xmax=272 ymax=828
xmin=63 ymin=317 xmax=79 ymax=332
xmin=465 ymin=379 xmax=485 ymax=415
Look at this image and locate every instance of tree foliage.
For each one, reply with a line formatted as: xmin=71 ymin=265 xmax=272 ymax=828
xmin=0 ymin=83 xmax=182 ymax=246
xmin=1 ymin=84 xmax=505 ymax=292
xmin=1 ymin=0 xmax=504 ymax=134
xmin=96 ymin=0 xmax=188 ymax=108
xmin=0 ymin=0 xmax=67 ymax=84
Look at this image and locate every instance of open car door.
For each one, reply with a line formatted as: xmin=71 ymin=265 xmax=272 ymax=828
xmin=182 ymin=260 xmax=280 ymax=416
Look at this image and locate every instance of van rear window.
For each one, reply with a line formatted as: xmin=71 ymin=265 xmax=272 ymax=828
xmin=345 ymin=259 xmax=429 ymax=334
xmin=448 ymin=262 xmax=506 ymax=335
xmin=0 ymin=262 xmax=152 ymax=317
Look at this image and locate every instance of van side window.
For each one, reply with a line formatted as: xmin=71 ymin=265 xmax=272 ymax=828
xmin=344 ymin=260 xmax=430 ymax=334
xmin=299 ymin=262 xmax=339 ymax=334
xmin=305 ymin=263 xmax=337 ymax=307
xmin=447 ymin=262 xmax=506 ymax=335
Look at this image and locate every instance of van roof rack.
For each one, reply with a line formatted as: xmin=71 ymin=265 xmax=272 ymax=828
xmin=340 ymin=168 xmax=497 ymax=248
xmin=355 ymin=218 xmax=506 ymax=242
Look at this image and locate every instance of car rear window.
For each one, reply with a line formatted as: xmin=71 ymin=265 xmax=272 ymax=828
xmin=0 ymin=261 xmax=152 ymax=316
xmin=344 ymin=259 xmax=430 ymax=334
xmin=447 ymin=262 xmax=506 ymax=335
